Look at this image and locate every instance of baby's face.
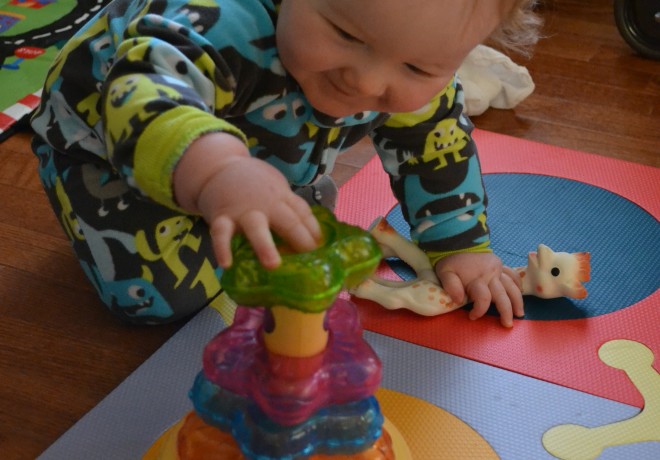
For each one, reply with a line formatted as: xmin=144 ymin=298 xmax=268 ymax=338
xmin=277 ymin=0 xmax=514 ymax=118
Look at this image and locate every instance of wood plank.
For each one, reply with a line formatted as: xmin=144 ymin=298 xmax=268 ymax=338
xmin=529 ymin=72 xmax=659 ymax=116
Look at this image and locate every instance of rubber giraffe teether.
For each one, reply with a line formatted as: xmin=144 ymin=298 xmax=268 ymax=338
xmin=542 ymin=339 xmax=660 ymax=459
xmin=349 ymin=217 xmax=590 ymax=317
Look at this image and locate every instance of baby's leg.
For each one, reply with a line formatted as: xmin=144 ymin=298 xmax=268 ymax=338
xmin=33 ymin=139 xmax=224 ymax=325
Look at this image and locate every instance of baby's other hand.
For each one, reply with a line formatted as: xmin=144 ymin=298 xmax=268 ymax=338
xmin=435 ymin=252 xmax=523 ymax=327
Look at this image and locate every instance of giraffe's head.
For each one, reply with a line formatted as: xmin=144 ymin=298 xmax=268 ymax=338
xmin=526 ymin=244 xmax=590 ymax=299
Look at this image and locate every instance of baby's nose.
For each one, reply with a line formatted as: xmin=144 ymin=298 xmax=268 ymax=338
xmin=342 ymin=65 xmax=387 ymax=98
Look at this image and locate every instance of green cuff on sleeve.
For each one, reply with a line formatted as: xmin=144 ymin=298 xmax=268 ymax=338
xmin=426 ymin=241 xmax=492 ymax=267
xmin=133 ymin=107 xmax=247 ymax=211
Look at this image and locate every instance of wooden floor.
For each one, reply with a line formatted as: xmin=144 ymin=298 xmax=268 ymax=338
xmin=0 ymin=1 xmax=657 ymax=458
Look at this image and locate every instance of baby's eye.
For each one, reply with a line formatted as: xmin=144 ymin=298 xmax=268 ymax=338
xmin=405 ymin=63 xmax=434 ymax=77
xmin=332 ymin=23 xmax=362 ymax=43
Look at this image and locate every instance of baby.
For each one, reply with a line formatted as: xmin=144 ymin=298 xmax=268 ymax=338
xmin=31 ymin=0 xmax=540 ymax=327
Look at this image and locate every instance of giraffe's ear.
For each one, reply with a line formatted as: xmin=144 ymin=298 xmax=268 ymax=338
xmin=569 ymin=281 xmax=588 ymax=299
xmin=536 ymin=244 xmax=554 ymax=265
xmin=527 ymin=251 xmax=538 ymax=270
xmin=574 ymin=252 xmax=591 ymax=282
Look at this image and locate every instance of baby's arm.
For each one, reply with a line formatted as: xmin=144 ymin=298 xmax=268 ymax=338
xmin=372 ymin=78 xmax=523 ymax=326
xmin=173 ymin=132 xmax=320 ymax=269
xmin=434 ymin=252 xmax=523 ymax=328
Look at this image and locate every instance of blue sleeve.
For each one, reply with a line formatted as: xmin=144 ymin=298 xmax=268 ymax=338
xmin=370 ymin=76 xmax=490 ymax=258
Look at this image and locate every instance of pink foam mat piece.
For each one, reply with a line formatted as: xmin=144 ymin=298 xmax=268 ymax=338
xmin=335 ymin=129 xmax=659 ymax=408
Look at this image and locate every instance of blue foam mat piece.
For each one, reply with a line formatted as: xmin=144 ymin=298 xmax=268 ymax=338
xmin=386 ymin=173 xmax=659 ymax=320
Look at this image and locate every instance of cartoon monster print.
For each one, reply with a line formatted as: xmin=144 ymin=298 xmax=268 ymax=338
xmin=333 ymin=111 xmax=380 ymax=127
xmin=75 ymin=23 xmax=114 ymax=129
xmin=77 ymin=215 xmax=137 ymax=282
xmin=53 ymin=177 xmax=137 ymax=283
xmin=202 ymin=0 xmax=279 ymax=70
xmin=34 ymin=142 xmax=58 ymax=189
xmin=88 ymin=19 xmax=115 ymax=82
xmin=396 ymin=153 xmax=488 ymax=251
xmin=245 ymin=91 xmax=311 ymax=137
xmin=135 ymin=216 xmax=201 ymax=288
xmin=31 ymin=80 xmax=105 ymax=156
xmin=81 ymin=261 xmax=174 ymax=322
xmin=81 ymin=163 xmax=132 ymax=217
xmin=121 ymin=17 xmax=233 ymax=111
xmin=134 ymin=216 xmax=221 ymax=297
xmin=176 ymin=1 xmax=220 ymax=36
xmin=190 ymin=258 xmax=222 ymax=299
xmin=54 ymin=176 xmax=84 ymax=242
xmin=104 ymin=73 xmax=193 ymax=149
xmin=258 ymin=138 xmax=319 ymax=185
xmin=251 ymin=34 xmax=286 ymax=76
xmin=42 ymin=13 xmax=109 ymax=92
xmin=420 ymin=118 xmax=469 ymax=171
xmin=372 ymin=82 xmax=460 ymax=179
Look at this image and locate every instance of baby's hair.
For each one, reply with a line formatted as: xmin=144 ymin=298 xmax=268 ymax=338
xmin=487 ymin=0 xmax=543 ymax=57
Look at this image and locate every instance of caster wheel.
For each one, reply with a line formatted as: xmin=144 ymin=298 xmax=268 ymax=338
xmin=614 ymin=0 xmax=660 ymax=60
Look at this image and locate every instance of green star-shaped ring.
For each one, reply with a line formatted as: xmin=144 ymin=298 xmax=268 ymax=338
xmin=222 ymin=206 xmax=381 ymax=313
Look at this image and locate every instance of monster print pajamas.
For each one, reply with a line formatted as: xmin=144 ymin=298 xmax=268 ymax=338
xmin=31 ymin=0 xmax=491 ymax=324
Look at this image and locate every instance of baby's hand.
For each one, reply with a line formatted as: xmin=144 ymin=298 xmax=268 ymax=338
xmin=435 ymin=252 xmax=523 ymax=327
xmin=174 ymin=132 xmax=321 ymax=270
xmin=200 ymin=157 xmax=321 ymax=269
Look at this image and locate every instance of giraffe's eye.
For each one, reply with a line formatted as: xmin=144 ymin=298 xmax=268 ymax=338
xmin=551 ymin=267 xmax=560 ymax=277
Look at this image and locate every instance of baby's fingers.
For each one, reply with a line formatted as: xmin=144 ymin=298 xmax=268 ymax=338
xmin=489 ymin=278 xmax=514 ymax=328
xmin=466 ymin=281 xmax=492 ymax=321
xmin=502 ymin=272 xmax=525 ymax=319
xmin=239 ymin=211 xmax=281 ymax=269
xmin=270 ymin=198 xmax=321 ymax=253
xmin=437 ymin=271 xmax=467 ymax=305
xmin=288 ymin=195 xmax=322 ymax=245
xmin=210 ymin=215 xmax=236 ymax=269
xmin=502 ymin=266 xmax=523 ymax=290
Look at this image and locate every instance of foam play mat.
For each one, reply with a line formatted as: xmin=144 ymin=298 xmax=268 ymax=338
xmin=37 ymin=130 xmax=659 ymax=459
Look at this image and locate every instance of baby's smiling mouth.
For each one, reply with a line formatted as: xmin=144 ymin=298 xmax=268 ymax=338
xmin=328 ymin=76 xmax=358 ymax=98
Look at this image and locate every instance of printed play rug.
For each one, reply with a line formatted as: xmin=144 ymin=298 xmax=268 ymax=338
xmin=37 ymin=130 xmax=659 ymax=459
xmin=0 ymin=0 xmax=110 ymax=140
